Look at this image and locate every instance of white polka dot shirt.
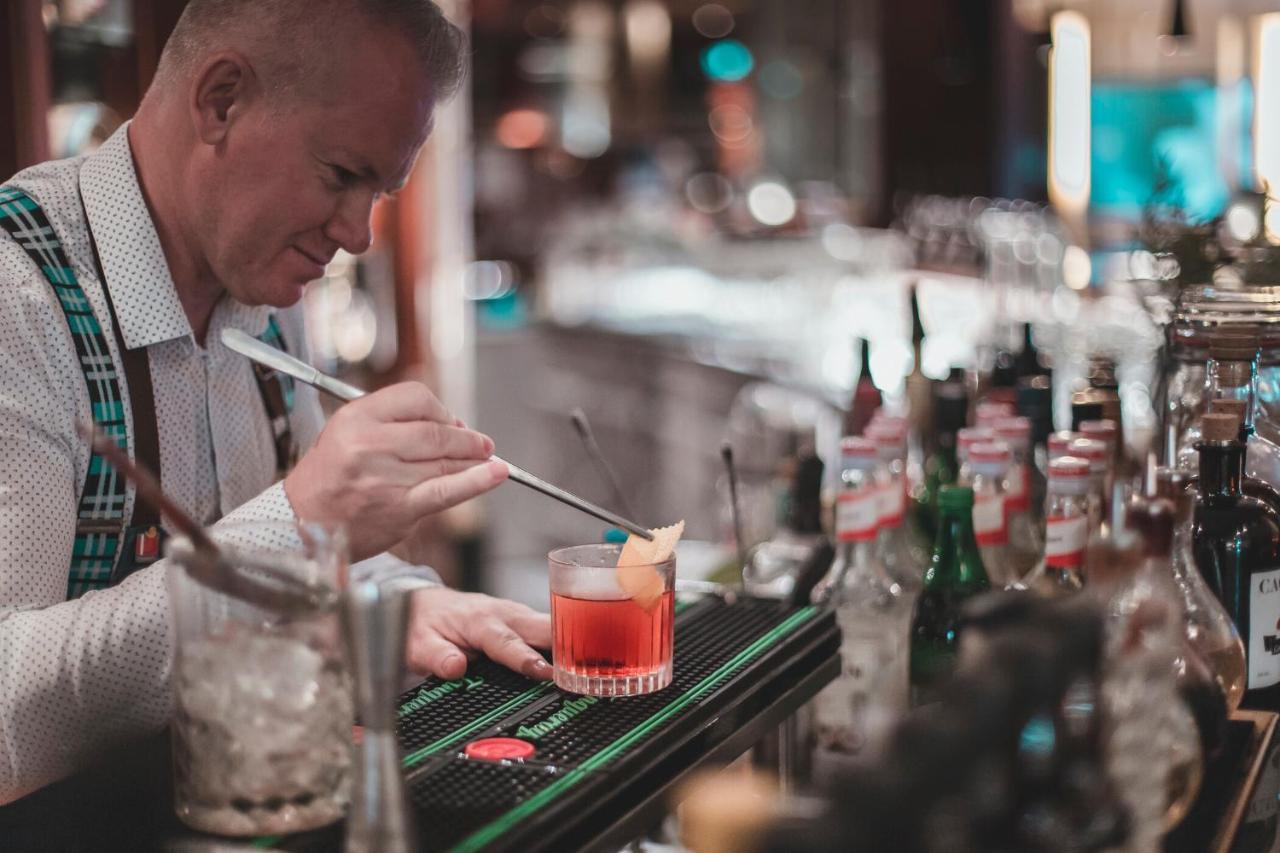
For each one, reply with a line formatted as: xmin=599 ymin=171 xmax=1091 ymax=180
xmin=0 ymin=123 xmax=436 ymax=804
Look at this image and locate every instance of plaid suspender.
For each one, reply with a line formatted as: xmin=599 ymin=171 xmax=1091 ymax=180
xmin=0 ymin=186 xmax=131 ymax=598
xmin=253 ymin=316 xmax=298 ymax=478
xmin=0 ymin=186 xmax=298 ymax=597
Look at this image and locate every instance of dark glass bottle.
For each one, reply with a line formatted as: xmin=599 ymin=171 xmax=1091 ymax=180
xmin=1016 ymin=375 xmax=1054 ymax=519
xmin=1192 ymin=413 xmax=1280 ymax=711
xmin=843 ymin=338 xmax=881 ymax=437
xmin=1014 ymin=321 xmax=1049 ymax=378
xmin=911 ymin=486 xmax=991 ymax=704
xmin=905 ymin=285 xmax=932 ymax=441
xmin=915 ymin=380 xmax=968 ymax=544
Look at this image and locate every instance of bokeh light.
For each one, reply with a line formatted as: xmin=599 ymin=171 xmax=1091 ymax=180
xmin=691 ymin=4 xmax=734 ymax=39
xmin=701 ymin=40 xmax=754 ymax=82
xmin=708 ymin=103 xmax=753 ymax=145
xmin=685 ymin=172 xmax=734 ymax=213
xmin=1061 ymin=245 xmax=1092 ymax=290
xmin=495 ymin=109 xmax=550 ymax=150
xmin=746 ymin=181 xmax=797 ymax=226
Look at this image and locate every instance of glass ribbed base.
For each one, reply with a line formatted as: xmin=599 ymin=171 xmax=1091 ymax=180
xmin=553 ymin=661 xmax=673 ymax=697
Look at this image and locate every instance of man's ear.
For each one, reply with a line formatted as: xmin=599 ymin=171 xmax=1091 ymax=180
xmin=189 ymin=52 xmax=258 ymax=145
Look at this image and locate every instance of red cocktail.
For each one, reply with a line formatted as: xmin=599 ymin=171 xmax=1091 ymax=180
xmin=548 ymin=544 xmax=676 ymax=696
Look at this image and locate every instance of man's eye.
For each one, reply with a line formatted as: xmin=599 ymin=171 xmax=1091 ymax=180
xmin=327 ymin=164 xmax=359 ymax=188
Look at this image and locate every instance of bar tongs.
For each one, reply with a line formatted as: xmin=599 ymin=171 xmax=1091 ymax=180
xmin=220 ymin=328 xmax=654 ymax=541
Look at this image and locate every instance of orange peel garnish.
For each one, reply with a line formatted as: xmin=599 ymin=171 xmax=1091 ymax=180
xmin=616 ymin=521 xmax=684 ymax=611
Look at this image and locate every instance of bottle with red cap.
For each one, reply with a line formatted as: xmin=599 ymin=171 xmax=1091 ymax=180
xmin=868 ymin=420 xmax=923 ymax=592
xmin=1079 ymin=419 xmax=1124 ymax=507
xmin=1023 ymin=456 xmax=1092 ymax=595
xmin=974 ymin=401 xmax=1015 ymax=429
xmin=994 ymin=416 xmax=1043 ymax=579
xmin=843 ymin=338 xmax=883 ymax=438
xmin=968 ymin=441 xmax=1014 ymax=587
xmin=1068 ymin=437 xmax=1109 ymax=537
xmin=811 ymin=437 xmax=911 ymax=770
xmin=956 ymin=426 xmax=996 ymax=486
xmin=1048 ymin=430 xmax=1082 ymax=464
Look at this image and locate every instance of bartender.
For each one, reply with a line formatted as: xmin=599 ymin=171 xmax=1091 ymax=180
xmin=0 ymin=0 xmax=550 ymax=807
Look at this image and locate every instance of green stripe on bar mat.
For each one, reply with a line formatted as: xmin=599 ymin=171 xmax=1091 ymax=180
xmin=447 ymin=606 xmax=817 ymax=853
xmin=401 ymin=681 xmax=556 ymax=769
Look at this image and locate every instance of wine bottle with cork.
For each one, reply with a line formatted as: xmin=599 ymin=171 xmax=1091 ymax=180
xmin=1192 ymin=411 xmax=1280 ymax=711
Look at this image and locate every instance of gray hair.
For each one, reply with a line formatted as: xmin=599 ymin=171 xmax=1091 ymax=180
xmin=154 ymin=0 xmax=467 ymax=102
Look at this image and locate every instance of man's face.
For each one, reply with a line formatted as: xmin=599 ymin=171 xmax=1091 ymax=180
xmin=194 ymin=25 xmax=436 ymax=308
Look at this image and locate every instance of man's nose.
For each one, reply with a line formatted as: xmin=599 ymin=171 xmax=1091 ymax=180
xmin=324 ymin=190 xmax=375 ymax=256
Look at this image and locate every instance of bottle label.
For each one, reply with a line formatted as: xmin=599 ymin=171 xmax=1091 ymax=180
xmin=1004 ymin=465 xmax=1030 ymax=513
xmin=876 ymin=478 xmax=905 ymax=528
xmin=1045 ymin=515 xmax=1088 ymax=567
xmin=972 ymin=495 xmax=1006 ymax=545
xmin=1249 ymin=567 xmax=1280 ymax=690
xmin=836 ymin=490 xmax=878 ymax=542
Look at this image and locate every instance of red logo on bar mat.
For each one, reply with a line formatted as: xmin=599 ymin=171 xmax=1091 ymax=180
xmin=464 ymin=737 xmax=536 ymax=761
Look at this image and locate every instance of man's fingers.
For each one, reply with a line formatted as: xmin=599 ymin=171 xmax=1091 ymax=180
xmin=477 ymin=621 xmax=553 ymax=681
xmin=506 ymin=611 xmax=552 ymax=650
xmin=383 ymin=421 xmax=494 ymax=463
xmin=406 ymin=460 xmax=509 ymax=516
xmin=406 ymin=629 xmax=469 ymax=680
xmin=356 ymin=382 xmax=453 ymax=424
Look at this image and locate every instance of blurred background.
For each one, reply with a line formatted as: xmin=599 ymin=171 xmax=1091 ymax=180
xmin=2 ymin=0 xmax=1278 ymax=605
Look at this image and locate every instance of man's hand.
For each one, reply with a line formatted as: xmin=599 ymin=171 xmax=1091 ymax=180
xmin=284 ymin=382 xmax=508 ymax=561
xmin=406 ymin=587 xmax=553 ymax=681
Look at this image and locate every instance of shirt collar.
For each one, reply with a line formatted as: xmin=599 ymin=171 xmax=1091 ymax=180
xmin=79 ymin=122 xmax=193 ymax=350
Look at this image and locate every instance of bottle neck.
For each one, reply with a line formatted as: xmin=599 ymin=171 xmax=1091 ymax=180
xmin=930 ymin=507 xmax=986 ymax=586
xmin=1197 ymin=440 xmax=1245 ymax=500
xmin=1206 ymin=357 xmax=1258 ymax=434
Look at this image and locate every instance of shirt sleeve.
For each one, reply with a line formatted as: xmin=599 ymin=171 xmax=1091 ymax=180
xmin=0 ymin=473 xmax=304 ymax=805
xmin=0 ymin=265 xmax=314 ymax=802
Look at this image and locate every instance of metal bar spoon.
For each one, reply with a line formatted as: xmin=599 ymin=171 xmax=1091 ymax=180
xmin=220 ymin=328 xmax=655 ymax=541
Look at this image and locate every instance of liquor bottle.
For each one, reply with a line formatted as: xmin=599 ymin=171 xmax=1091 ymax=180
xmin=1081 ymin=356 xmax=1122 ymax=424
xmin=954 ymin=426 xmax=994 ymax=485
xmin=915 ymin=380 xmax=968 ymax=543
xmin=843 ymin=338 xmax=881 ymax=437
xmin=1101 ymin=497 xmax=1204 ymax=844
xmin=1023 ymin=456 xmax=1092 ymax=595
xmin=974 ymin=401 xmax=1015 ymax=428
xmin=867 ymin=420 xmax=922 ymax=592
xmin=910 ymin=485 xmax=991 ymax=704
xmin=1048 ymin=430 xmax=1082 ymax=464
xmin=1176 ymin=333 xmax=1280 ymax=511
xmin=1156 ymin=467 xmax=1246 ymax=715
xmin=994 ymin=416 xmax=1042 ymax=578
xmin=904 ymin=284 xmax=932 ymax=442
xmin=1079 ymin=419 xmax=1119 ymax=500
xmin=811 ymin=438 xmax=912 ymax=776
xmin=1071 ymin=398 xmax=1104 ymax=432
xmin=1016 ymin=375 xmax=1054 ymax=521
xmin=1191 ymin=412 xmax=1280 ymax=711
xmin=1175 ymin=334 xmax=1264 ymax=473
xmin=1068 ymin=437 xmax=1109 ymax=538
xmin=967 ymin=441 xmax=1014 ymax=587
xmin=1014 ymin=321 xmax=1049 ymax=378
xmin=743 ymin=451 xmax=831 ymax=601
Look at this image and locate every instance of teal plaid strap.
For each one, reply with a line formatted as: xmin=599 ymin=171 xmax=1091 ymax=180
xmin=0 ymin=186 xmax=128 ymax=599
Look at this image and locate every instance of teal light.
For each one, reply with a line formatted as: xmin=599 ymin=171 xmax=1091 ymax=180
xmin=701 ymin=40 xmax=754 ymax=82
